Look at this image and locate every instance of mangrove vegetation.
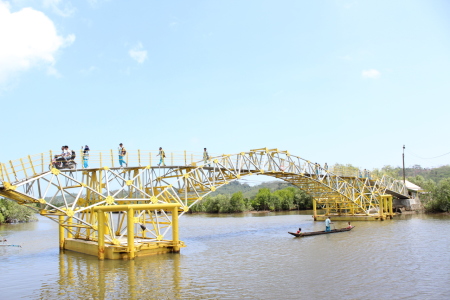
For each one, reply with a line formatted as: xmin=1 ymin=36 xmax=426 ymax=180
xmin=0 ymin=198 xmax=37 ymax=224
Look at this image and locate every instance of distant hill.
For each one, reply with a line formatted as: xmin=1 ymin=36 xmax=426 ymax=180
xmin=404 ymin=165 xmax=450 ymax=183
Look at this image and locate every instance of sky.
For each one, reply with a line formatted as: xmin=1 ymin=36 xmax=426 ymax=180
xmin=1 ymin=0 xmax=449 ymax=171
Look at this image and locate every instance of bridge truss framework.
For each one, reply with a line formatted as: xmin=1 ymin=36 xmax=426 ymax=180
xmin=0 ymin=148 xmax=409 ymax=259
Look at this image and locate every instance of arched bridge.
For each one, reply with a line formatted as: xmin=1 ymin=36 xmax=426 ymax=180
xmin=0 ymin=148 xmax=410 ymax=259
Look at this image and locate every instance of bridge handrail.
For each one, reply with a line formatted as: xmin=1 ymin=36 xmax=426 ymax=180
xmin=330 ymin=165 xmax=408 ymax=196
xmin=0 ymin=150 xmax=212 ymax=183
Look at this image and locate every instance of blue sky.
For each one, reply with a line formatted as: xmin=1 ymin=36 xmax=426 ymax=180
xmin=1 ymin=0 xmax=449 ymax=170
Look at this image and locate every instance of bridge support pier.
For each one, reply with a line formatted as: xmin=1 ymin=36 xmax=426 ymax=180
xmin=59 ymin=215 xmax=65 ymax=250
xmin=172 ymin=205 xmax=180 ymax=252
xmin=315 ymin=194 xmax=395 ymax=221
xmin=127 ymin=207 xmax=135 ymax=260
xmin=57 ymin=203 xmax=184 ymax=259
xmin=98 ymin=211 xmax=105 ymax=260
xmin=312 ymin=200 xmax=317 ymax=221
xmin=379 ymin=195 xmax=384 ymax=220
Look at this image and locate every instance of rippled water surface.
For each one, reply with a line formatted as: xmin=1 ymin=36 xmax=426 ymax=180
xmin=1 ymin=212 xmax=449 ymax=299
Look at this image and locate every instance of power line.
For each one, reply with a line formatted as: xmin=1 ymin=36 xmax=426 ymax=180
xmin=405 ymin=149 xmax=450 ymax=160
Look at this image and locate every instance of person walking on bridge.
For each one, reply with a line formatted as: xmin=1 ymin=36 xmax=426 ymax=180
xmin=82 ymin=145 xmax=90 ymax=168
xmin=157 ymin=147 xmax=166 ymax=166
xmin=325 ymin=217 xmax=333 ymax=232
xmin=203 ymin=148 xmax=210 ymax=167
xmin=118 ymin=143 xmax=127 ymax=167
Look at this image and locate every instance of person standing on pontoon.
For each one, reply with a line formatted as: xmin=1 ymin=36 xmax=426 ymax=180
xmin=325 ymin=217 xmax=333 ymax=232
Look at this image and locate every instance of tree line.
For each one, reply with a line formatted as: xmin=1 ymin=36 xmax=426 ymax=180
xmin=190 ymin=187 xmax=313 ymax=213
xmin=408 ymin=175 xmax=450 ymax=213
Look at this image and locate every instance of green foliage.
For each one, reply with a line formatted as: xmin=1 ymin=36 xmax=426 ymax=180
xmin=191 ymin=184 xmax=313 ymax=213
xmin=372 ymin=165 xmax=401 ymax=179
xmin=408 ymin=175 xmax=450 ymax=213
xmin=229 ymin=191 xmax=247 ymax=212
xmin=0 ymin=198 xmax=37 ymax=223
xmin=419 ymin=178 xmax=450 ymax=213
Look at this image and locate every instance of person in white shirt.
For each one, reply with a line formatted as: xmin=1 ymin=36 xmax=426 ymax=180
xmin=118 ymin=143 xmax=127 ymax=167
xmin=64 ymin=146 xmax=72 ymax=161
xmin=325 ymin=217 xmax=333 ymax=232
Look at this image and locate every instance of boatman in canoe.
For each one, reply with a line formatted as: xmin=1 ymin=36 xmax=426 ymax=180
xmin=325 ymin=217 xmax=333 ymax=232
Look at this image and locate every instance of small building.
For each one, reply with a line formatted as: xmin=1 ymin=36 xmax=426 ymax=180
xmin=393 ymin=180 xmax=424 ymax=211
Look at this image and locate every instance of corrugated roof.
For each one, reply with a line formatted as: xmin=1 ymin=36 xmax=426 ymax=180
xmin=404 ymin=180 xmax=423 ymax=191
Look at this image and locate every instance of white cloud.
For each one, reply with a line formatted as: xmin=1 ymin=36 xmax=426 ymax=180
xmin=362 ymin=69 xmax=381 ymax=79
xmin=128 ymin=42 xmax=147 ymax=64
xmin=0 ymin=1 xmax=75 ymax=85
xmin=43 ymin=0 xmax=76 ymax=17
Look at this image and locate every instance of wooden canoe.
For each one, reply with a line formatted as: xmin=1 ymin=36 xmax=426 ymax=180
xmin=288 ymin=226 xmax=355 ymax=237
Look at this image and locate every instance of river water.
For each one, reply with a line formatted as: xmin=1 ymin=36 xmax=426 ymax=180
xmin=1 ymin=211 xmax=449 ymax=299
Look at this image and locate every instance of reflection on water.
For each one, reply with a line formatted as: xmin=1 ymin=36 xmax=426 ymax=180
xmin=1 ymin=212 xmax=449 ymax=299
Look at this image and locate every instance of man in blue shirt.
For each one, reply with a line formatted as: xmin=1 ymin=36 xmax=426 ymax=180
xmin=325 ymin=217 xmax=333 ymax=232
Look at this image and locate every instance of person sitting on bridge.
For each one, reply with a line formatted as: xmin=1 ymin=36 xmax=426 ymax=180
xmin=347 ymin=222 xmax=353 ymax=229
xmin=55 ymin=146 xmax=65 ymax=159
xmin=64 ymin=146 xmax=72 ymax=161
xmin=53 ymin=146 xmax=67 ymax=166
xmin=325 ymin=217 xmax=333 ymax=232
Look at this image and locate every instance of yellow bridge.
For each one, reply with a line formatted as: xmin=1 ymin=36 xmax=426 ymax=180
xmin=0 ymin=148 xmax=410 ymax=259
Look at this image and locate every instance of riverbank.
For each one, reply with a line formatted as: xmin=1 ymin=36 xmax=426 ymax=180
xmin=0 ymin=198 xmax=37 ymax=224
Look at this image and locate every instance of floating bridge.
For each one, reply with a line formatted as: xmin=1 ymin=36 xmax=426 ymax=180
xmin=0 ymin=148 xmax=410 ymax=259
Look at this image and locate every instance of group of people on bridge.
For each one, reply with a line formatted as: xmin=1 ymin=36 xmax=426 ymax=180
xmin=52 ymin=144 xmax=211 ymax=169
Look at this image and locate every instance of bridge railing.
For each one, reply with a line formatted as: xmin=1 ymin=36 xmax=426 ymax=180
xmin=0 ymin=150 xmax=211 ymax=183
xmin=331 ymin=165 xmax=381 ymax=180
xmin=330 ymin=165 xmax=409 ymax=197
xmin=330 ymin=166 xmax=359 ymax=178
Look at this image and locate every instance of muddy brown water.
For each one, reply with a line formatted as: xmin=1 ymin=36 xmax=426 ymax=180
xmin=1 ymin=211 xmax=449 ymax=299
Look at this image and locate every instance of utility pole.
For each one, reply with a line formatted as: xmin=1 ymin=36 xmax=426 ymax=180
xmin=402 ymin=145 xmax=406 ymax=185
